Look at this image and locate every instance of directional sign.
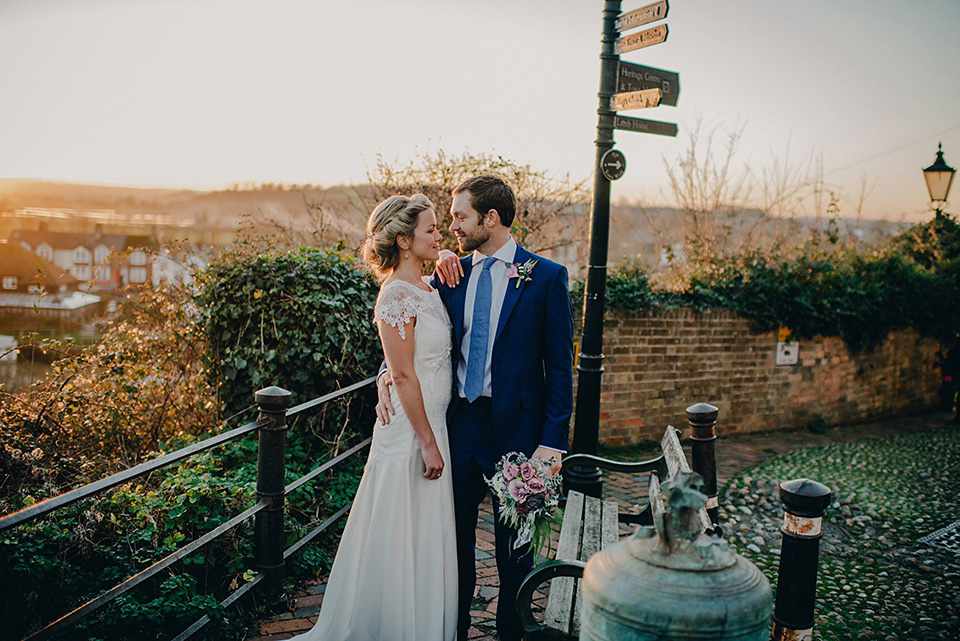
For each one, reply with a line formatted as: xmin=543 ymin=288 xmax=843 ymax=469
xmin=614 ymin=115 xmax=678 ymax=137
xmin=614 ymin=24 xmax=668 ymax=55
xmin=617 ymin=61 xmax=680 ymax=107
xmin=611 ymin=88 xmax=662 ymax=111
xmin=616 ymin=0 xmax=668 ymax=33
xmin=600 ymin=149 xmax=626 ymax=181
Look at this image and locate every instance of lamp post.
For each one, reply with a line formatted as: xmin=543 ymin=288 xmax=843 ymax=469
xmin=923 ymin=142 xmax=955 ymax=220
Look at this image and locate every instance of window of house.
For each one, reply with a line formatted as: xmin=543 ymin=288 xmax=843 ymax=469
xmin=95 ymin=265 xmax=112 ymax=281
xmin=129 ymin=267 xmax=147 ymax=283
xmin=2 ymin=276 xmax=16 ymax=290
xmin=130 ymin=251 xmax=147 ymax=266
xmin=94 ymin=245 xmax=110 ymax=264
xmin=73 ymin=264 xmax=91 ymax=281
xmin=38 ymin=245 xmax=53 ymax=262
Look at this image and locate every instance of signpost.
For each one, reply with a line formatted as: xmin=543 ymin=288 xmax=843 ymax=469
xmin=614 ymin=23 xmax=668 ymax=54
xmin=615 ymin=0 xmax=668 ymax=32
xmin=611 ymin=87 xmax=662 ymax=111
xmin=614 ymin=115 xmax=677 ymax=137
xmin=617 ymin=61 xmax=680 ymax=106
xmin=569 ymin=0 xmax=678 ymax=499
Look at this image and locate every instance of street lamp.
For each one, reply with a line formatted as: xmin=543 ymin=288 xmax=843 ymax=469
xmin=923 ymin=142 xmax=955 ymax=220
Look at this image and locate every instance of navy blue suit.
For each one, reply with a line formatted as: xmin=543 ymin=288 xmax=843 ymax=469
xmin=433 ymin=245 xmax=573 ymax=641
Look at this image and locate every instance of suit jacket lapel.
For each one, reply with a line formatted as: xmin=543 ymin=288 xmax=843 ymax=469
xmin=450 ymin=256 xmax=473 ymax=348
xmin=495 ymin=246 xmax=530 ymax=343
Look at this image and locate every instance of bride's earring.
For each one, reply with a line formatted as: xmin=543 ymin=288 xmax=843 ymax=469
xmin=404 ymin=252 xmax=409 ymax=259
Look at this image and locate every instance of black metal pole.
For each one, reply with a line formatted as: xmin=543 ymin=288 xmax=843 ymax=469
xmin=687 ymin=402 xmax=720 ymax=535
xmin=773 ymin=478 xmax=832 ymax=641
xmin=567 ymin=0 xmax=621 ymax=499
xmin=254 ymin=385 xmax=292 ymax=593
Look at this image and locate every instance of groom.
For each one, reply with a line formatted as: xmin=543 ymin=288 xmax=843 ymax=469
xmin=378 ymin=175 xmax=573 ymax=641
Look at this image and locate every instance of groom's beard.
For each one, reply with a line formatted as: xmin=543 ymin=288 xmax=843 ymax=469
xmin=456 ymin=226 xmax=491 ymax=253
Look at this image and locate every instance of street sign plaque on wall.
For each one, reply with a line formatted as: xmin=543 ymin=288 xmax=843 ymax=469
xmin=615 ymin=0 xmax=668 ymax=33
xmin=614 ymin=115 xmax=678 ymax=137
xmin=616 ymin=61 xmax=680 ymax=107
xmin=611 ymin=88 xmax=662 ymax=111
xmin=614 ymin=24 xmax=668 ymax=54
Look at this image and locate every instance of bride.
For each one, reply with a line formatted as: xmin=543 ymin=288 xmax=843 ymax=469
xmin=291 ymin=194 xmax=458 ymax=641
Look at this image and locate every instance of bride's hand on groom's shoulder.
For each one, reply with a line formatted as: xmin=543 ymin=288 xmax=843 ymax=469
xmin=434 ymin=249 xmax=463 ymax=286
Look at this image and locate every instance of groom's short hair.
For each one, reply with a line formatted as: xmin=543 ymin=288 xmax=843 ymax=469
xmin=454 ymin=175 xmax=516 ymax=228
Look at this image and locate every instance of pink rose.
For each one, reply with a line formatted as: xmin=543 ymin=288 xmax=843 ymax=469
xmin=508 ymin=479 xmax=529 ymax=501
xmin=519 ymin=461 xmax=536 ymax=481
xmin=506 ymin=265 xmax=519 ymax=279
xmin=502 ymin=462 xmax=520 ymax=481
xmin=527 ymin=477 xmax=546 ymax=494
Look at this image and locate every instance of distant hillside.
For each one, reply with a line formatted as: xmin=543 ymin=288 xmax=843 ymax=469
xmin=0 ymin=179 xmax=371 ymax=243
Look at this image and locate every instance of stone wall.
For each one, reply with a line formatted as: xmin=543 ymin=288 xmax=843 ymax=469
xmin=577 ymin=308 xmax=943 ymax=445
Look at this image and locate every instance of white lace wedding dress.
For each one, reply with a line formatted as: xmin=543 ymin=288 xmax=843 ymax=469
xmin=291 ymin=279 xmax=458 ymax=641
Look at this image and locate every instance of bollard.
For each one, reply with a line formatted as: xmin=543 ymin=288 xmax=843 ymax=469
xmin=253 ymin=386 xmax=292 ymax=593
xmin=773 ymin=478 xmax=832 ymax=641
xmin=687 ymin=402 xmax=720 ymax=535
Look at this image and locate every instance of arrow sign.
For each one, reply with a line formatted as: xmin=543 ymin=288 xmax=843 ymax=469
xmin=611 ymin=88 xmax=662 ymax=111
xmin=600 ymin=149 xmax=626 ymax=181
xmin=617 ymin=61 xmax=680 ymax=107
xmin=614 ymin=115 xmax=678 ymax=137
xmin=616 ymin=0 xmax=668 ymax=33
xmin=614 ymin=24 xmax=668 ymax=55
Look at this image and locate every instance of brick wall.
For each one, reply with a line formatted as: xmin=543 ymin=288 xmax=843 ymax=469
xmin=576 ymin=308 xmax=943 ymax=445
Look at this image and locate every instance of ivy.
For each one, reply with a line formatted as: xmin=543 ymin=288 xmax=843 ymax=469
xmin=197 ymin=245 xmax=381 ymax=424
xmin=578 ymin=216 xmax=960 ymax=352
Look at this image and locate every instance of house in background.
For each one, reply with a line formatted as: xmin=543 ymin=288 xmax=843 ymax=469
xmin=9 ymin=224 xmax=158 ymax=290
xmin=0 ymin=242 xmax=101 ymax=320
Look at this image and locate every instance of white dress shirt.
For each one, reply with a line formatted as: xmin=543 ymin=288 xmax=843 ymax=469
xmin=456 ymin=238 xmax=518 ymax=399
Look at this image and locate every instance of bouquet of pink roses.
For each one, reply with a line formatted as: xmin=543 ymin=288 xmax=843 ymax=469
xmin=485 ymin=451 xmax=564 ymax=559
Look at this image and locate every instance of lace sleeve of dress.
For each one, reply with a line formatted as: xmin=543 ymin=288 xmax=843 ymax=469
xmin=374 ymin=282 xmax=423 ymax=341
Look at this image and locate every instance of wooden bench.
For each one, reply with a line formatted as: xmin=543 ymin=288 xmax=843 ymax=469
xmin=516 ymin=425 xmax=717 ymax=639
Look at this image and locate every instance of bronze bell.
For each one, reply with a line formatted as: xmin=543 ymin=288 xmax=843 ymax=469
xmin=580 ymin=472 xmax=772 ymax=640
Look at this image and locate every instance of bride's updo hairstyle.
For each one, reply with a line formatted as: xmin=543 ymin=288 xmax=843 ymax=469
xmin=362 ymin=194 xmax=434 ymax=277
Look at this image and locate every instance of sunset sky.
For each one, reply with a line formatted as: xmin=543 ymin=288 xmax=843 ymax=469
xmin=2 ymin=0 xmax=958 ymax=222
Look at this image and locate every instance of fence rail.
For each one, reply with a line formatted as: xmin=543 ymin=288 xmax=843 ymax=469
xmin=1 ymin=375 xmax=378 ymax=641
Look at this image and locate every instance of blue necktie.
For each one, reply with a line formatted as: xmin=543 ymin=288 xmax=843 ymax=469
xmin=465 ymin=257 xmax=496 ymax=402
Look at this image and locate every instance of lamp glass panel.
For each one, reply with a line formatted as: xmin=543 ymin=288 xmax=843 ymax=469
xmin=924 ymin=170 xmax=955 ymax=202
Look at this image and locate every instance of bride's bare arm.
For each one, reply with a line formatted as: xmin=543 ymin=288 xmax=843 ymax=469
xmin=378 ymin=317 xmax=444 ymax=480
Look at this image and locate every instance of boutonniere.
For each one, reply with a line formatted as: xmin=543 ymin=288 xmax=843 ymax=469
xmin=505 ymin=258 xmax=538 ymax=289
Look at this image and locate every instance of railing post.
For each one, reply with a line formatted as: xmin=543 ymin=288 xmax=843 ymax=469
xmin=254 ymin=386 xmax=292 ymax=594
xmin=687 ymin=402 xmax=720 ymax=534
xmin=773 ymin=478 xmax=832 ymax=641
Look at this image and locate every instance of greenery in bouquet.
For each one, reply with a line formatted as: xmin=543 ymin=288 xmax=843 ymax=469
xmin=485 ymin=452 xmax=564 ymax=559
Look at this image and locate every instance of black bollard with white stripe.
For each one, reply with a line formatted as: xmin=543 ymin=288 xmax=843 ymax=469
xmin=772 ymin=478 xmax=832 ymax=641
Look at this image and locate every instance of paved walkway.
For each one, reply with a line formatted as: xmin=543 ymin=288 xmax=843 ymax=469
xmin=246 ymin=410 xmax=955 ymax=640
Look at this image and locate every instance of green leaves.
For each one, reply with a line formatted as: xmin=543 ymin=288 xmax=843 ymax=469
xmin=198 ymin=246 xmax=380 ymax=423
xmin=591 ymin=215 xmax=960 ymax=352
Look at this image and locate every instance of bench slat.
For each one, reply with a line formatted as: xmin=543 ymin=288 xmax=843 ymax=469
xmin=544 ymin=490 xmax=584 ymax=635
xmin=601 ymin=500 xmax=619 ymax=548
xmin=572 ymin=496 xmax=604 ymax=637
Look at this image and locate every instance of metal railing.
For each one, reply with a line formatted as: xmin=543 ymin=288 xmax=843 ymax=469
xmin=0 ymin=375 xmax=377 ymax=641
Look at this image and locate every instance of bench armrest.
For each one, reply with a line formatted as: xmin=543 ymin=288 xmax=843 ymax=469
xmin=516 ymin=559 xmax=587 ymax=638
xmin=562 ymin=452 xmax=665 ymax=475
xmin=618 ymin=503 xmax=654 ymax=527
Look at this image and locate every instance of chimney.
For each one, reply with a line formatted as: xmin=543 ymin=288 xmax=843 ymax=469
xmin=39 ymin=221 xmax=48 ymax=232
xmin=95 ymin=223 xmax=103 ymax=240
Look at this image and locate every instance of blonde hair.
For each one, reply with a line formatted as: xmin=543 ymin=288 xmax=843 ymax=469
xmin=361 ymin=194 xmax=434 ymax=277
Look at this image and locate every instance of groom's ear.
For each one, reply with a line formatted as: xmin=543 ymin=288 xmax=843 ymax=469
xmin=485 ymin=209 xmax=500 ymax=227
